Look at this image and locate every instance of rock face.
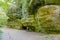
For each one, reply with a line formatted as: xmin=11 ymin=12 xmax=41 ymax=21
xmin=7 ymin=0 xmax=60 ymax=33
xmin=36 ymin=5 xmax=60 ymax=33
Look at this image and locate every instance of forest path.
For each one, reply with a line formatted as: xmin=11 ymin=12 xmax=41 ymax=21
xmin=0 ymin=28 xmax=60 ymax=40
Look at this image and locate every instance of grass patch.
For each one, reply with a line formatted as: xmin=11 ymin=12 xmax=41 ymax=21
xmin=0 ymin=30 xmax=3 ymax=37
xmin=0 ymin=19 xmax=7 ymax=27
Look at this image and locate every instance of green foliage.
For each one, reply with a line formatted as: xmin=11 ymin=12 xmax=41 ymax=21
xmin=7 ymin=6 xmax=22 ymax=19
xmin=6 ymin=0 xmax=22 ymax=29
xmin=46 ymin=36 xmax=54 ymax=40
xmin=7 ymin=18 xmax=22 ymax=29
xmin=0 ymin=30 xmax=3 ymax=37
xmin=0 ymin=19 xmax=7 ymax=26
xmin=0 ymin=0 xmax=11 ymax=12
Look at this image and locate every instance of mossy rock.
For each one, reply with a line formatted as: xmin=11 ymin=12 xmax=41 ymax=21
xmin=36 ymin=5 xmax=60 ymax=33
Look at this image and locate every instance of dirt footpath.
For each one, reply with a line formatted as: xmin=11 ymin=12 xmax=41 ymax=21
xmin=1 ymin=28 xmax=60 ymax=40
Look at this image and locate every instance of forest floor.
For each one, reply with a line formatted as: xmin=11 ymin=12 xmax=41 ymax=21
xmin=0 ymin=28 xmax=60 ymax=40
